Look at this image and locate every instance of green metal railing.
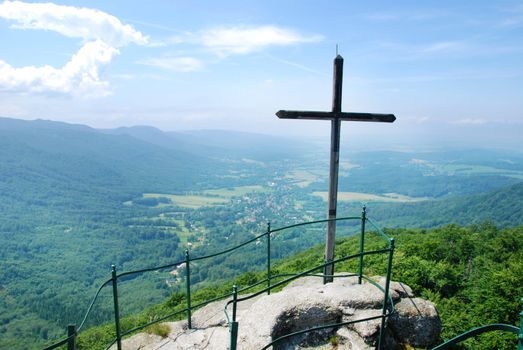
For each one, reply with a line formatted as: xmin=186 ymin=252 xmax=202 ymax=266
xmin=43 ymin=207 xmax=380 ymax=349
xmin=224 ymin=206 xmax=396 ymax=350
xmin=41 ymin=205 xmax=522 ymax=350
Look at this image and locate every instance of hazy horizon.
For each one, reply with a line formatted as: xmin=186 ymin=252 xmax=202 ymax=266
xmin=1 ymin=1 xmax=521 ymax=151
xmin=2 ymin=115 xmax=522 ymax=154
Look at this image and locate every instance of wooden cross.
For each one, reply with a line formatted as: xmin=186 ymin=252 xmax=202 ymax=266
xmin=276 ymin=55 xmax=396 ymax=283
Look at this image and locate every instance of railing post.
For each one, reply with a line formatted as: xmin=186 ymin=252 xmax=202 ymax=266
xmin=518 ymin=297 xmax=523 ymax=350
xmin=378 ymin=238 xmax=394 ymax=350
xmin=185 ymin=249 xmax=192 ymax=329
xmin=358 ymin=205 xmax=366 ymax=284
xmin=230 ymin=285 xmax=239 ymax=350
xmin=230 ymin=321 xmax=239 ymax=350
xmin=232 ymin=285 xmax=238 ymax=322
xmin=267 ymin=222 xmax=271 ymax=295
xmin=111 ymin=265 xmax=122 ymax=350
xmin=67 ymin=324 xmax=76 ymax=350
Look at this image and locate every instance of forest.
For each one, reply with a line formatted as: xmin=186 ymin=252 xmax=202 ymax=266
xmin=73 ymin=223 xmax=523 ymax=350
xmin=1 ymin=117 xmax=522 ymax=349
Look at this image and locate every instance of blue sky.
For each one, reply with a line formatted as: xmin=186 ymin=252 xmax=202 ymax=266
xmin=0 ymin=0 xmax=522 ymax=150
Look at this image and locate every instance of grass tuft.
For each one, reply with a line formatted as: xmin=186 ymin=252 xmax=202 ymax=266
xmin=145 ymin=323 xmax=171 ymax=338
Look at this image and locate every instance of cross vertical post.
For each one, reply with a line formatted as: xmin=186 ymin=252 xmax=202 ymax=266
xmin=276 ymin=55 xmax=396 ymax=284
xmin=325 ymin=55 xmax=343 ymax=282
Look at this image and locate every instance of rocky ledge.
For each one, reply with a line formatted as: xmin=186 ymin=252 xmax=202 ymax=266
xmin=113 ymin=274 xmax=440 ymax=349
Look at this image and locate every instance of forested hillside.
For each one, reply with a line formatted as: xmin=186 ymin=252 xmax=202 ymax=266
xmin=0 ymin=118 xmax=206 ymax=348
xmin=280 ymin=224 xmax=523 ymax=350
xmin=0 ymin=117 xmax=311 ymax=348
xmin=339 ymin=181 xmax=523 ymax=228
xmin=75 ymin=224 xmax=523 ymax=350
xmin=1 ymin=117 xmax=522 ymax=349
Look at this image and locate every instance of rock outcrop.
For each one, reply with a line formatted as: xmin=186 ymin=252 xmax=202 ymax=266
xmin=113 ymin=274 xmax=440 ymax=349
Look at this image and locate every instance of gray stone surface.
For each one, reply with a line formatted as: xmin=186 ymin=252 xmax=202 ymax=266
xmin=350 ymin=309 xmax=382 ymax=343
xmin=112 ymin=321 xmax=230 ymax=350
xmin=336 ymin=328 xmax=373 ymax=350
xmin=113 ymin=274 xmax=440 ymax=350
xmin=238 ymin=286 xmax=342 ymax=349
xmin=191 ymin=294 xmax=261 ymax=329
xmin=389 ymin=297 xmax=441 ymax=348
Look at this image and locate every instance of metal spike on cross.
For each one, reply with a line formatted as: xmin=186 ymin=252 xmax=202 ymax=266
xmin=276 ymin=55 xmax=396 ymax=283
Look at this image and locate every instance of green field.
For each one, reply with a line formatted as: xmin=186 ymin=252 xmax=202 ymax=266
xmin=204 ymin=185 xmax=267 ymax=197
xmin=143 ymin=193 xmax=228 ymax=208
xmin=141 ymin=185 xmax=270 ymax=208
xmin=285 ymin=170 xmax=319 ymax=188
xmin=312 ymin=191 xmax=428 ymax=203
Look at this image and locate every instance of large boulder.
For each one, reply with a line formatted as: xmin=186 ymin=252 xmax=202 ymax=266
xmin=113 ymin=274 xmax=441 ymax=350
xmin=238 ymin=285 xmax=342 ymax=349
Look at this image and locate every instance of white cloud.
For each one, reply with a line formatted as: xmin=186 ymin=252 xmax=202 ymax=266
xmin=140 ymin=25 xmax=322 ymax=75
xmin=144 ymin=25 xmax=322 ymax=55
xmin=0 ymin=40 xmax=118 ymax=97
xmin=138 ymin=56 xmax=204 ymax=72
xmin=0 ymin=0 xmax=148 ymax=46
xmin=0 ymin=1 xmax=147 ymax=97
xmin=0 ymin=3 xmax=322 ymax=96
xmin=200 ymin=26 xmax=323 ymax=57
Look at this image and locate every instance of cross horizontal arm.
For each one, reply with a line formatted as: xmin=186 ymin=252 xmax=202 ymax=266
xmin=276 ymin=110 xmax=396 ymax=123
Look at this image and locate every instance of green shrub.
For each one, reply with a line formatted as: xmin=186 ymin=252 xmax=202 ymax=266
xmin=145 ymin=323 xmax=171 ymax=338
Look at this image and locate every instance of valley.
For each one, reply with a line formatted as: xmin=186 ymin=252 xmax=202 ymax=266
xmin=1 ymin=117 xmax=522 ymax=349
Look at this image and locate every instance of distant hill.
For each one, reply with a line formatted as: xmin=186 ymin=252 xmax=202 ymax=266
xmin=341 ymin=181 xmax=523 ymax=228
xmin=0 ymin=117 xmax=318 ymax=350
xmin=0 ymin=118 xmax=210 ymax=202
xmin=0 ymin=118 xmax=308 ymax=209
xmin=101 ymin=125 xmax=311 ymax=161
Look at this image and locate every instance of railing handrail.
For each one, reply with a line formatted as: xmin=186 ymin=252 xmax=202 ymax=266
xmin=42 ymin=212 xmax=393 ymax=350
xmin=42 ymin=333 xmax=74 ymax=350
xmin=268 ymin=215 xmax=361 ymax=234
xmin=223 ymin=269 xmax=396 ymax=349
xmin=431 ymin=323 xmax=520 ymax=350
xmin=110 ymin=215 xmax=369 ymax=279
xmin=223 ymin=211 xmax=395 ymax=350
xmin=42 ymin=210 xmax=523 ymax=350
xmin=225 ymin=248 xmax=391 ymax=308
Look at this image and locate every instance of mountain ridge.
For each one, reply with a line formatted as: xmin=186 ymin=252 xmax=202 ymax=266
xmin=1 ymin=116 xmax=522 ymax=349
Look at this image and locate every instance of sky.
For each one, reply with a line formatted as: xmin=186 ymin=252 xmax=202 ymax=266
xmin=0 ymin=0 xmax=522 ymax=150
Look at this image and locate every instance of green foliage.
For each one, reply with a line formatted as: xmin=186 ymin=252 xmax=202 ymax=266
xmin=329 ymin=335 xmax=338 ymax=347
xmin=2 ymin=117 xmax=523 ymax=349
xmin=347 ymin=182 xmax=523 ymax=228
xmin=75 ymin=224 xmax=522 ymax=350
xmin=166 ymin=291 xmax=186 ymax=308
xmin=145 ymin=323 xmax=171 ymax=338
xmin=374 ymin=225 xmax=522 ymax=350
xmin=335 ymin=150 xmax=523 ymax=198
